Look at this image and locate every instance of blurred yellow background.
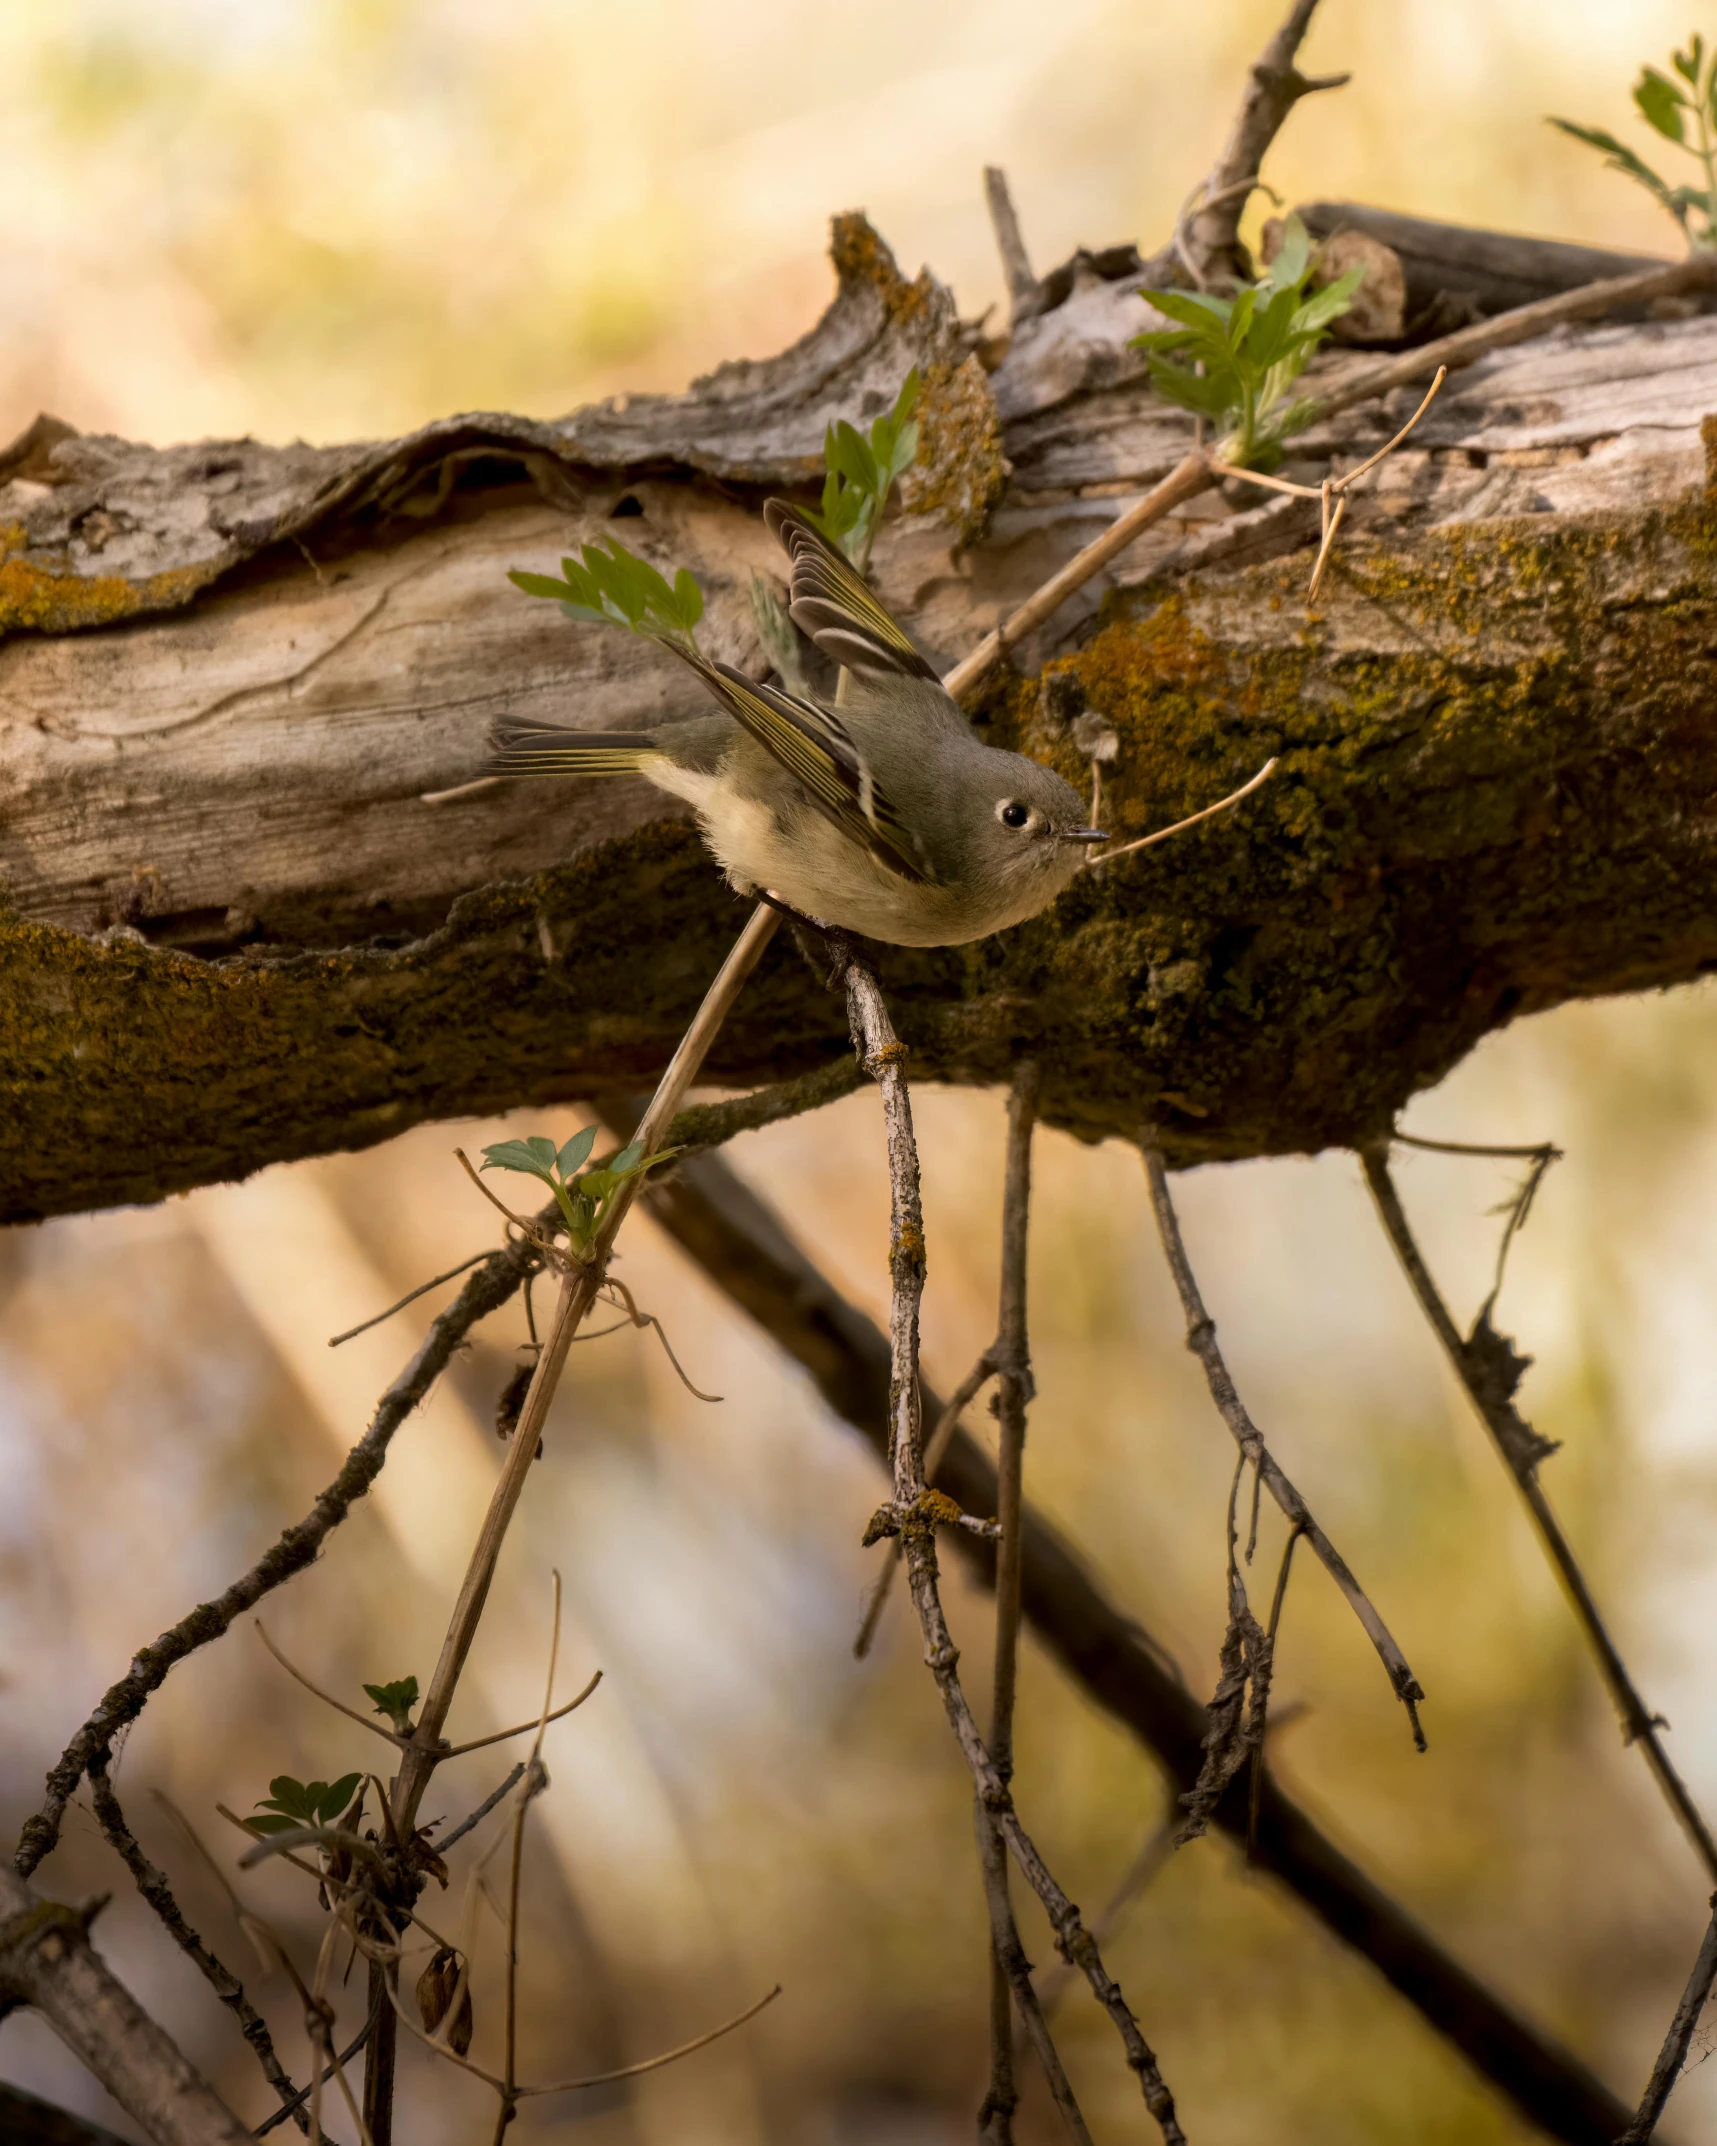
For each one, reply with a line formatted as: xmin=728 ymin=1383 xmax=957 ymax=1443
xmin=4 ymin=3 xmax=1717 ymax=2142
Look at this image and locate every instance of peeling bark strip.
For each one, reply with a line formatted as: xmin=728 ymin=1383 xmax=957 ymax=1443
xmin=3 ymin=215 xmax=1717 ymax=1220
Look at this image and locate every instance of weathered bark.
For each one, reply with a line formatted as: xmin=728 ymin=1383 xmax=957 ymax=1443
xmin=0 ymin=1870 xmax=253 ymax=2146
xmin=3 ymin=217 xmax=1716 ymax=1221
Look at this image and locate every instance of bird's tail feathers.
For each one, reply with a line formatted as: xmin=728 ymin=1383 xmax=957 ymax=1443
xmin=490 ymin=721 xmax=660 ymax=777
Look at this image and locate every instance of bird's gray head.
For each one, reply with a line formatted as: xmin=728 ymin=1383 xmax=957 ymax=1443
xmin=944 ymin=746 xmax=1107 ymax=907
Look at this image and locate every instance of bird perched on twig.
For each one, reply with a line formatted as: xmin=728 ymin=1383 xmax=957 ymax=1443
xmin=491 ymin=502 xmax=1106 ymax=947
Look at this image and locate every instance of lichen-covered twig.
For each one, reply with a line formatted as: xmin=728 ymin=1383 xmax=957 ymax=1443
xmin=840 ymin=943 xmax=1185 ymax=2144
xmin=1619 ymin=1898 xmax=1717 ymax=2144
xmin=1141 ymin=1139 xmax=1427 ymax=1746
xmin=1361 ymin=1143 xmax=1717 ymax=1881
xmin=86 ymin=1759 xmax=308 ymax=2135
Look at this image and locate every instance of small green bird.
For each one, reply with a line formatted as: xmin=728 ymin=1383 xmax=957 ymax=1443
xmin=491 ymin=502 xmax=1107 ymax=947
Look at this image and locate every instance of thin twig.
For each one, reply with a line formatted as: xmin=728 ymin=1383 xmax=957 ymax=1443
xmin=87 ymin=1760 xmax=309 ymax=2135
xmin=255 ymin=2000 xmax=379 ymax=2138
xmin=255 ymin=1624 xmax=406 ymax=1748
xmin=327 ymin=1253 xmax=494 ymax=1347
xmin=366 ymin=903 xmax=782 ymax=2134
xmin=440 ymin=1671 xmax=601 ymax=1759
xmin=1089 ymin=758 xmax=1278 ymax=870
xmin=941 ymin=454 xmax=1213 ymax=703
xmin=1360 ymin=1144 xmax=1717 ymax=1881
xmin=383 ymin=1970 xmax=781 ymax=2095
xmin=984 ymin=166 xmax=1041 ymax=325
xmin=1141 ymin=1138 xmax=1427 ymax=1746
xmin=976 ymin=1811 xmax=1093 ymax=2146
xmin=1249 ymin=1523 xmax=1305 ymax=1860
xmin=984 ymin=1064 xmax=1040 ymax=2136
xmin=394 ymin=904 xmax=781 ymax=1830
xmin=1039 ymin=1807 xmax=1179 ymax=2016
xmin=16 ymin=1223 xmax=549 ymax=1879
xmin=453 ymin=1152 xmax=562 ymax=1258
xmin=840 ymin=945 xmax=1184 ymax=2144
xmin=636 ymin=1142 xmax=1641 ymax=2144
xmin=434 ymin=1767 xmax=528 ymax=1856
xmin=1619 ymin=1898 xmax=1717 ymax=2143
xmin=492 ymin=1574 xmax=563 ymax=2146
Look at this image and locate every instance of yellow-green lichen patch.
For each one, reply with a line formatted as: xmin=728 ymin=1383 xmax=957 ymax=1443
xmin=830 ymin=210 xmax=936 ymax=333
xmin=0 ymin=539 xmax=217 ymax=636
xmin=900 ymin=355 xmax=1007 ymax=548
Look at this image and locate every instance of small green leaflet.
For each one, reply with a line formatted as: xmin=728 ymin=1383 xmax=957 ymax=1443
xmin=1548 ymin=41 xmax=1717 ymax=252
xmin=480 ymin=1131 xmax=681 ymax=1254
xmin=246 ymin=1772 xmax=362 ymax=1836
xmin=508 ymin=538 xmax=705 ymax=642
xmin=364 ymin=1675 xmax=419 ymax=1732
xmin=811 ymin=367 xmax=921 ymax=562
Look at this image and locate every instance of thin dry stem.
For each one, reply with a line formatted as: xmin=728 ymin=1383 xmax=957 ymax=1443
xmin=841 ymin=948 xmax=1184 ymax=2144
xmin=853 ymin=1354 xmax=996 ymax=1659
xmin=254 ymin=1623 xmax=405 ymax=1749
xmin=1090 ymin=758 xmax=1277 ymax=869
xmin=1361 ymin=1143 xmax=1717 ymax=1880
xmin=1619 ymin=1898 xmax=1717 ymax=2143
xmin=1141 ymin=1139 xmax=1426 ymax=1746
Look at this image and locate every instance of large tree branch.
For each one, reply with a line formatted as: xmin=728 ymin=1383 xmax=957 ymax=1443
xmin=4 ymin=217 xmax=1717 ymax=1221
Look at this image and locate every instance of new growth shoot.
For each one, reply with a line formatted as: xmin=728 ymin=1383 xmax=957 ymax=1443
xmin=1550 ymin=35 xmax=1717 ymax=253
xmin=1133 ymin=213 xmax=1364 ymax=469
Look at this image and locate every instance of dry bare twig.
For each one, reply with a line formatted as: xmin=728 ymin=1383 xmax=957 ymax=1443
xmin=1360 ymin=1144 xmax=1717 ymax=1881
xmin=1141 ymin=1139 xmax=1427 ymax=1746
xmin=840 ymin=942 xmax=1186 ymax=2144
xmin=1620 ymin=1898 xmax=1717 ymax=2145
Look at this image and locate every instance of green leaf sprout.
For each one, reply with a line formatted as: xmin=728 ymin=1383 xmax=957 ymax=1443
xmin=245 ymin=1771 xmax=362 ymax=1837
xmin=1549 ymin=36 xmax=1717 ymax=252
xmin=508 ymin=538 xmax=705 ymax=643
xmin=480 ymin=1129 xmax=678 ymax=1258
xmin=811 ymin=366 xmax=921 ymax=566
xmin=1130 ymin=215 xmax=1364 ymax=469
xmin=363 ymin=1675 xmax=420 ymax=1734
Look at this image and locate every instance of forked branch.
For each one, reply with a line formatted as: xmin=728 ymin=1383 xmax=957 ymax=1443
xmin=1141 ymin=1139 xmax=1427 ymax=1745
xmin=841 ymin=945 xmax=1185 ymax=2144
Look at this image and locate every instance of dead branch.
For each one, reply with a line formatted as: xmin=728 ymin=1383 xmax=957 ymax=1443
xmin=983 ymin=1063 xmax=1041 ymax=2137
xmin=1620 ymin=1900 xmax=1717 ymax=2144
xmin=1176 ymin=0 xmax=1349 ymax=288
xmin=633 ymin=1142 xmax=1638 ymax=2146
xmin=1141 ymin=1139 xmax=1426 ymax=1743
xmin=839 ymin=946 xmax=1185 ymax=2143
xmin=15 ymin=1221 xmax=549 ymax=1880
xmin=1360 ymin=1144 xmax=1717 ymax=1882
xmin=86 ymin=1759 xmax=307 ymax=2134
xmin=984 ymin=167 xmax=1042 ymax=326
xmin=0 ymin=1864 xmax=253 ymax=2146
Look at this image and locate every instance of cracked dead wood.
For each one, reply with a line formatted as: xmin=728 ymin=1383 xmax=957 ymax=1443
xmin=5 ymin=209 xmax=1717 ymax=1216
xmin=1360 ymin=1144 xmax=1717 ymax=1882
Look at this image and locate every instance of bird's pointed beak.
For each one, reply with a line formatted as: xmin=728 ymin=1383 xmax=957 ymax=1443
xmin=1060 ymin=827 xmax=1110 ymax=844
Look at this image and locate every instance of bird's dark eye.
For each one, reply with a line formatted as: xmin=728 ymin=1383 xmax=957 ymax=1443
xmin=999 ymin=801 xmax=1030 ymax=829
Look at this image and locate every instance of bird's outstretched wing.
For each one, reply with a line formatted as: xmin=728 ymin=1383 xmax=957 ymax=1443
xmin=762 ymin=500 xmax=939 ymax=682
xmin=687 ymin=651 xmax=932 ymax=884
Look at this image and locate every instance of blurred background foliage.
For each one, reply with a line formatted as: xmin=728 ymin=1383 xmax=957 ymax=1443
xmin=4 ymin=2 xmax=1717 ymax=2141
